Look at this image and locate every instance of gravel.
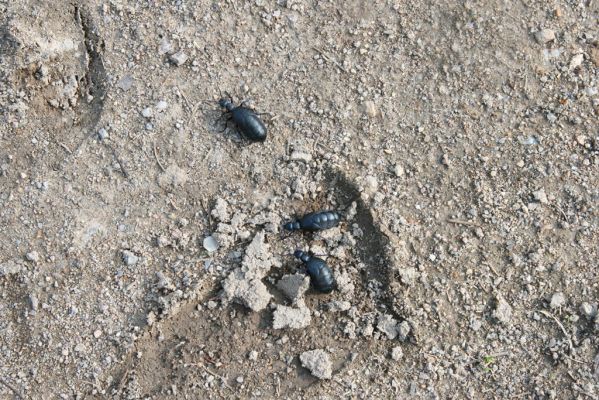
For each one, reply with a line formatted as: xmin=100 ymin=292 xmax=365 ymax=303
xmin=169 ymin=51 xmax=188 ymax=66
xmin=391 ymin=346 xmax=403 ymax=361
xmin=1 ymin=1 xmax=597 ymax=398
xmin=377 ymin=314 xmax=399 ymax=340
xmin=549 ymin=292 xmax=566 ymax=309
xmin=272 ymin=304 xmax=311 ymax=329
xmin=202 ymin=235 xmax=219 ymax=253
xmin=579 ymin=302 xmax=597 ymax=319
xmin=299 ymin=349 xmax=332 ymax=380
xmin=276 ymin=273 xmax=310 ymax=305
xmin=535 ymin=28 xmax=556 ymax=43
xmin=492 ymin=294 xmax=513 ymax=324
xmin=122 ymin=250 xmax=139 ymax=266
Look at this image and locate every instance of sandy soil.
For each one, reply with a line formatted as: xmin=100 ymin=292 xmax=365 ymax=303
xmin=1 ymin=0 xmax=598 ymax=399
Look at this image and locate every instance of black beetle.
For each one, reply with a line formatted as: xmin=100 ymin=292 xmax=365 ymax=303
xmin=283 ymin=210 xmax=340 ymax=232
xmin=294 ymin=250 xmax=335 ymax=293
xmin=218 ymin=96 xmax=267 ymax=142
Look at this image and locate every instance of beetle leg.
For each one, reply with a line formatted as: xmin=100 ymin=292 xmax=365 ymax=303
xmin=216 ymin=114 xmax=232 ymax=133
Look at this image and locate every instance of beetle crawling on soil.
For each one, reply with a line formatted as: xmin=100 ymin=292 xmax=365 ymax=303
xmin=218 ymin=96 xmax=267 ymax=142
xmin=283 ymin=210 xmax=340 ymax=232
xmin=294 ymin=250 xmax=336 ymax=293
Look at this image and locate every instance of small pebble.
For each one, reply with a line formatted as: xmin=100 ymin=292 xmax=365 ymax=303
xmin=248 ymin=351 xmax=258 ymax=361
xmin=579 ymin=302 xmax=597 ymax=319
xmin=141 ymin=107 xmax=153 ymax=118
xmin=203 ymin=236 xmax=219 ymax=253
xmin=97 ymin=128 xmax=108 ymax=140
xmin=549 ymin=292 xmax=565 ymax=309
xmin=122 ymin=250 xmax=139 ymax=266
xmin=170 ymin=51 xmax=188 ymax=66
xmin=156 ymin=100 xmax=168 ymax=111
xmin=363 ymin=100 xmax=377 ymax=117
xmin=533 ymin=189 xmax=548 ymax=204
xmin=391 ymin=346 xmax=403 ymax=361
xmin=492 ymin=293 xmax=513 ymax=324
xmin=290 ymin=151 xmax=312 ymax=162
xmin=207 ymin=300 xmax=218 ymax=310
xmin=394 ymin=164 xmax=405 ymax=177
xmin=93 ymin=329 xmax=102 ymax=338
xmin=569 ymin=53 xmax=584 ymax=71
xmin=535 ymin=28 xmax=555 ymax=44
xmin=26 ymin=251 xmax=40 ymax=263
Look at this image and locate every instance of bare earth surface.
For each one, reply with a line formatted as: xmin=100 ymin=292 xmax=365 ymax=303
xmin=1 ymin=0 xmax=598 ymax=399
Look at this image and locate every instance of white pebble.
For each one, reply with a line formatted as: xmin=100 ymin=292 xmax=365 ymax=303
xmin=391 ymin=346 xmax=403 ymax=361
xmin=535 ymin=28 xmax=555 ymax=44
xmin=203 ymin=235 xmax=219 ymax=253
xmin=26 ymin=251 xmax=40 ymax=263
xmin=156 ymin=100 xmax=168 ymax=111
xmin=569 ymin=53 xmax=584 ymax=71
xmin=141 ymin=107 xmax=153 ymax=118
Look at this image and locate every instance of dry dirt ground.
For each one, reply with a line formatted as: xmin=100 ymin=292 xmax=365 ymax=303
xmin=1 ymin=0 xmax=598 ymax=399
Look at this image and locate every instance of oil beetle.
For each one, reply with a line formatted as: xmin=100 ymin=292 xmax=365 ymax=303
xmin=283 ymin=210 xmax=340 ymax=232
xmin=218 ymin=95 xmax=267 ymax=142
xmin=294 ymin=250 xmax=336 ymax=293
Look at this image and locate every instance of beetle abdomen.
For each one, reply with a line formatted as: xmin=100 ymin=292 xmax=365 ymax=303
xmin=299 ymin=211 xmax=340 ymax=231
xmin=232 ymin=108 xmax=267 ymax=142
xmin=294 ymin=250 xmax=336 ymax=293
xmin=306 ymin=258 xmax=335 ymax=293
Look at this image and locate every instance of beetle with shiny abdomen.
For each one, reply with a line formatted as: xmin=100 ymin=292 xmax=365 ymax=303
xmin=218 ymin=96 xmax=267 ymax=142
xmin=284 ymin=210 xmax=340 ymax=232
xmin=294 ymin=250 xmax=336 ymax=293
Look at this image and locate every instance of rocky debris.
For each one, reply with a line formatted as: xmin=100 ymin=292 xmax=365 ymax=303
xmin=533 ymin=189 xmax=548 ymax=204
xmin=397 ymin=321 xmax=411 ymax=341
xmin=535 ymin=28 xmax=555 ymax=44
xmin=290 ymin=151 xmax=312 ymax=162
xmin=25 ymin=251 xmax=39 ymax=263
xmin=155 ymin=100 xmax=168 ymax=112
xmin=397 ymin=267 xmax=419 ymax=286
xmin=211 ymin=198 xmax=231 ymax=222
xmin=549 ymin=292 xmax=565 ymax=309
xmin=276 ymin=274 xmax=309 ymax=305
xmin=222 ymin=231 xmax=279 ymax=312
xmin=391 ymin=346 xmax=403 ymax=361
xmin=97 ymin=128 xmax=108 ymax=140
xmin=377 ymin=314 xmax=399 ymax=339
xmin=28 ymin=294 xmax=39 ymax=311
xmin=117 ymin=74 xmax=134 ymax=91
xmin=158 ymin=165 xmax=188 ymax=189
xmin=393 ymin=164 xmax=405 ymax=177
xmin=568 ymin=53 xmax=584 ymax=71
xmin=169 ymin=50 xmax=188 ymax=66
xmin=300 ymin=349 xmax=332 ymax=380
xmin=327 ymin=300 xmax=351 ymax=312
xmin=363 ymin=175 xmax=378 ymax=196
xmin=335 ymin=271 xmax=355 ymax=295
xmin=146 ymin=311 xmax=156 ymax=326
xmin=272 ymin=304 xmax=311 ymax=329
xmin=223 ymin=272 xmax=271 ymax=312
xmin=363 ymin=100 xmax=378 ymax=117
xmin=141 ymin=107 xmax=153 ymax=118
xmin=492 ymin=293 xmax=513 ymax=324
xmin=579 ymin=302 xmax=597 ymax=320
xmin=155 ymin=272 xmax=175 ymax=293
xmin=122 ymin=250 xmax=139 ymax=266
xmin=248 ymin=351 xmax=258 ymax=361
xmin=203 ymin=235 xmax=219 ymax=253
xmin=0 ymin=260 xmax=24 ymax=276
xmin=249 ymin=211 xmax=282 ymax=234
